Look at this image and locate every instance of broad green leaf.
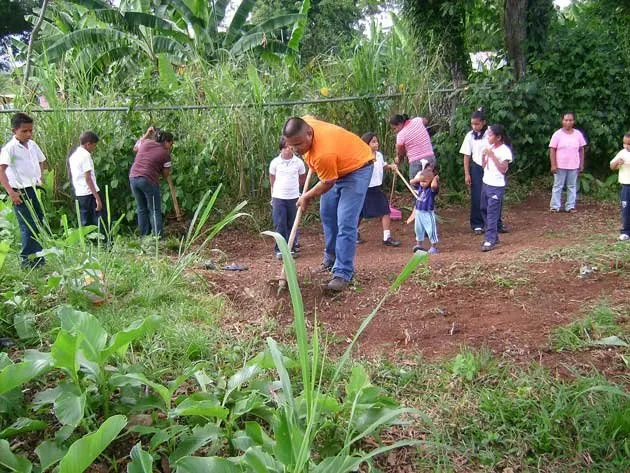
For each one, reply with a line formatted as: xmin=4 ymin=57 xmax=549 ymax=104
xmin=174 ymin=456 xmax=243 ymax=473
xmin=266 ymin=338 xmax=294 ymax=412
xmin=54 ymin=392 xmax=86 ymax=427
xmin=346 ymin=365 xmax=370 ymax=398
xmin=13 ymin=312 xmax=37 ymax=340
xmin=35 ymin=440 xmax=66 ymax=472
xmin=58 ymin=415 xmax=127 ymax=473
xmin=0 ymin=240 xmax=10 ymax=271
xmin=110 ymin=373 xmax=170 ymax=409
xmin=0 ymin=359 xmax=51 ymax=394
xmin=287 ymin=0 xmax=311 ymax=52
xmin=243 ymin=446 xmax=282 ymax=473
xmin=127 ymin=443 xmax=153 ymax=473
xmin=591 ymin=335 xmax=628 ymax=347
xmin=0 ymin=440 xmax=32 ymax=473
xmin=169 ymin=397 xmax=229 ymax=419
xmin=0 ymin=418 xmax=46 ymax=439
xmin=169 ymin=423 xmax=221 ymax=463
xmin=51 ymin=331 xmax=80 ymax=383
xmin=102 ymin=316 xmax=159 ymax=359
xmin=350 ymin=408 xmax=417 ymax=445
xmin=148 ymin=425 xmax=188 ymax=450
xmin=224 ymin=364 xmax=260 ymax=403
xmin=271 ymin=410 xmax=298 ymax=468
xmin=57 ymin=306 xmax=108 ymax=364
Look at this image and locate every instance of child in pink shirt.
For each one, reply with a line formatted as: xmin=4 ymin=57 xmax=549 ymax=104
xmin=549 ymin=112 xmax=587 ymax=213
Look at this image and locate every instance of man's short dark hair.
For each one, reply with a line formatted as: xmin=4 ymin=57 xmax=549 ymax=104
xmin=11 ymin=112 xmax=33 ymax=130
xmin=282 ymin=117 xmax=309 ymax=138
xmin=80 ymin=131 xmax=99 ymax=145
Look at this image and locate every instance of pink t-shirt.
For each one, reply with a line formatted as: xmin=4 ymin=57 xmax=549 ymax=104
xmin=396 ymin=117 xmax=434 ymax=163
xmin=549 ymin=128 xmax=586 ymax=169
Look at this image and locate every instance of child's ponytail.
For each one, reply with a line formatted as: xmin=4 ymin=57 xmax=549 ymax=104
xmin=471 ymin=107 xmax=486 ymax=121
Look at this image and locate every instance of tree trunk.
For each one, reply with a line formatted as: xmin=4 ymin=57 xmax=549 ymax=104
xmin=504 ymin=0 xmax=527 ymax=80
xmin=23 ymin=0 xmax=50 ymax=89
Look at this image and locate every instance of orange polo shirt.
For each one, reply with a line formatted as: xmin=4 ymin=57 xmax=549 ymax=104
xmin=303 ymin=116 xmax=373 ymax=183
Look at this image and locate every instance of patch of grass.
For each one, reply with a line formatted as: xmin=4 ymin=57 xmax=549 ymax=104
xmin=552 ymin=302 xmax=628 ymax=352
xmin=371 ymin=349 xmax=630 ymax=472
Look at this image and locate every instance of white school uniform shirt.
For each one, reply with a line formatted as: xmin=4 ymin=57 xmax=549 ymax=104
xmin=0 ymin=136 xmax=46 ymax=189
xmin=368 ymin=151 xmax=386 ymax=188
xmin=269 ymin=155 xmax=306 ymax=199
xmin=68 ymin=146 xmax=99 ymax=197
xmin=459 ymin=129 xmax=489 ymax=166
xmin=482 ymin=144 xmax=512 ymax=187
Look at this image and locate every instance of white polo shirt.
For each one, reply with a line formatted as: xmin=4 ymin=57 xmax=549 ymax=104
xmin=368 ymin=151 xmax=386 ymax=188
xmin=482 ymin=144 xmax=512 ymax=187
xmin=68 ymin=146 xmax=99 ymax=197
xmin=269 ymin=155 xmax=306 ymax=199
xmin=459 ymin=129 xmax=489 ymax=166
xmin=0 ymin=136 xmax=46 ymax=189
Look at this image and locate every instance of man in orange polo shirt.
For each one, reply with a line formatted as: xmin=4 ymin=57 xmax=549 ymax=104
xmin=282 ymin=116 xmax=374 ymax=292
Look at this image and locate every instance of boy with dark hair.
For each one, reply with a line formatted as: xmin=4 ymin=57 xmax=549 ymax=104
xmin=0 ymin=112 xmax=47 ymax=267
xmin=68 ymin=131 xmax=108 ymax=239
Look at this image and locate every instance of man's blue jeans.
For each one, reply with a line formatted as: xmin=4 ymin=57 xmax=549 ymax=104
xmin=320 ymin=164 xmax=373 ymax=281
xmin=130 ymin=177 xmax=163 ymax=237
xmin=13 ymin=186 xmax=45 ymax=266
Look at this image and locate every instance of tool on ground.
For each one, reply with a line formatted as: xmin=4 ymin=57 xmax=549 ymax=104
xmin=388 ymin=172 xmax=402 ymax=220
xmin=166 ymin=176 xmax=183 ymax=221
xmin=393 ymin=166 xmax=419 ymax=199
xmin=278 ymin=168 xmax=313 ymax=292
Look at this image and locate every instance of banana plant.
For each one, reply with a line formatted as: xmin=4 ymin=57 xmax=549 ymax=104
xmin=23 ymin=0 xmax=312 ymax=76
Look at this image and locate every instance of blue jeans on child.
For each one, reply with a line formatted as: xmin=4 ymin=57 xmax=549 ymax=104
xmin=77 ymin=192 xmax=109 ymax=242
xmin=621 ymin=184 xmax=630 ymax=237
xmin=550 ymin=169 xmax=579 ymax=211
xmin=272 ymin=197 xmax=298 ymax=252
xmin=320 ymin=163 xmax=373 ymax=281
xmin=130 ymin=176 xmax=163 ymax=237
xmin=481 ymin=184 xmax=505 ymax=245
xmin=13 ymin=186 xmax=45 ymax=267
xmin=414 ymin=210 xmax=438 ymax=244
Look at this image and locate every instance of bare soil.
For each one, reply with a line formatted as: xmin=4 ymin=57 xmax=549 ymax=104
xmin=199 ymin=194 xmax=628 ymax=373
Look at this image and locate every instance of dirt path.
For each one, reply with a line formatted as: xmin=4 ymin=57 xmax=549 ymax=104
xmin=200 ymin=194 xmax=628 ymax=368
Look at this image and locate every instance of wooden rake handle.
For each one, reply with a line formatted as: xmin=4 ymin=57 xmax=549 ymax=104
xmin=389 ymin=172 xmax=397 ymax=203
xmin=393 ymin=166 xmax=418 ymax=199
xmin=279 ymin=168 xmax=313 ymax=284
xmin=167 ymin=176 xmax=183 ymax=221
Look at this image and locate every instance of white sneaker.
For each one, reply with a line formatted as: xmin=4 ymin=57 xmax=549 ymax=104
xmin=619 ymin=234 xmax=630 ymax=241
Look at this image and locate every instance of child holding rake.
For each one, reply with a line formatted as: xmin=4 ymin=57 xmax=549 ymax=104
xmin=357 ymin=132 xmax=401 ymax=247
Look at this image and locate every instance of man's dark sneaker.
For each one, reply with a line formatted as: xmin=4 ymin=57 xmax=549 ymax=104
xmin=326 ymin=276 xmax=347 ymax=292
xmin=498 ymin=225 xmax=510 ymax=234
xmin=412 ymin=245 xmax=425 ymax=253
xmin=383 ymin=237 xmax=401 ymax=247
xmin=318 ymin=262 xmax=333 ymax=273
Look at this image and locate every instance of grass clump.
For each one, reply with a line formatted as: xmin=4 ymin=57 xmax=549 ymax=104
xmin=552 ymin=302 xmax=629 ymax=352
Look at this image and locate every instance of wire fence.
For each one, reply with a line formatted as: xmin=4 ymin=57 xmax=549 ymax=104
xmin=0 ymin=89 xmax=460 ymax=115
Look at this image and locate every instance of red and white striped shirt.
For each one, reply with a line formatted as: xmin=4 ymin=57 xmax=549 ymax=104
xmin=396 ymin=117 xmax=434 ymax=163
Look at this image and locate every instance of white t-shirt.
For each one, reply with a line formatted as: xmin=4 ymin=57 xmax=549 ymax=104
xmin=269 ymin=155 xmax=306 ymax=199
xmin=0 ymin=136 xmax=46 ymax=189
xmin=368 ymin=151 xmax=386 ymax=188
xmin=482 ymin=144 xmax=512 ymax=187
xmin=459 ymin=129 xmax=489 ymax=166
xmin=69 ymin=146 xmax=99 ymax=197
xmin=611 ymin=149 xmax=630 ymax=185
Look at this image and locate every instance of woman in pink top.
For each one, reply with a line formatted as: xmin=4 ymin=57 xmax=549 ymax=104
xmin=549 ymin=112 xmax=587 ymax=213
xmin=390 ymin=114 xmax=436 ymax=179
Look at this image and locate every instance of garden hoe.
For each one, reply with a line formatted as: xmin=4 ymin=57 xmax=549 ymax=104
xmin=277 ymin=168 xmax=313 ymax=294
xmin=388 ymin=173 xmax=402 ymax=220
xmin=393 ymin=166 xmax=419 ymax=199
